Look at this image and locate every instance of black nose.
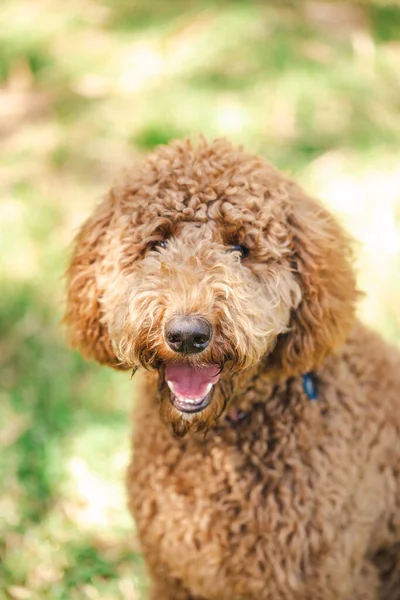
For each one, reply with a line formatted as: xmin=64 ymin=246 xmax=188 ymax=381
xmin=164 ymin=316 xmax=212 ymax=354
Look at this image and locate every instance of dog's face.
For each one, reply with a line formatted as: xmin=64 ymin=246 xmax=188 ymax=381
xmin=65 ymin=139 xmax=357 ymax=435
xmin=103 ymin=217 xmax=301 ymax=435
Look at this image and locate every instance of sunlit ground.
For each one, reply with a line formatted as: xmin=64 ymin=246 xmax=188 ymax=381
xmin=1 ymin=0 xmax=400 ymax=598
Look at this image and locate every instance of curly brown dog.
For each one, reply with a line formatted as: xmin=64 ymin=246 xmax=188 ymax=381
xmin=65 ymin=138 xmax=400 ymax=600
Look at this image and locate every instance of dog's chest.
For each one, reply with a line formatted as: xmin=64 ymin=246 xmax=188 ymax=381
xmin=128 ymin=393 xmax=391 ymax=600
xmin=129 ymin=406 xmax=332 ymax=599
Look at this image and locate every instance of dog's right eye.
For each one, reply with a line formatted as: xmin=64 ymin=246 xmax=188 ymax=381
xmin=151 ymin=240 xmax=168 ymax=251
xmin=228 ymin=244 xmax=249 ymax=259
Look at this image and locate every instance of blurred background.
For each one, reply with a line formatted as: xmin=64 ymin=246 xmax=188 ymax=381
xmin=1 ymin=0 xmax=399 ymax=598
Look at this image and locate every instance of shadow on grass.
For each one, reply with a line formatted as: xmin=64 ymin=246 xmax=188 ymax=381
xmin=0 ymin=281 xmax=146 ymax=595
xmin=0 ymin=281 xmax=127 ymax=524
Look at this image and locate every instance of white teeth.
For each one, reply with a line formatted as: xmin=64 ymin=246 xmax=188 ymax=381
xmin=166 ymin=381 xmax=214 ymax=405
xmin=177 ymin=397 xmax=204 ymax=404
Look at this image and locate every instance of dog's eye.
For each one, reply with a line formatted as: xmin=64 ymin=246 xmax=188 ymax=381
xmin=228 ymin=244 xmax=249 ymax=259
xmin=151 ymin=240 xmax=168 ymax=251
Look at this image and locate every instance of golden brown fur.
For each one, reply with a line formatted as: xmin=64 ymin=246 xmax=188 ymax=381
xmin=65 ymin=138 xmax=400 ymax=599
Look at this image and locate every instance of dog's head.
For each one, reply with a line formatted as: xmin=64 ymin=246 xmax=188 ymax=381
xmin=65 ymin=138 xmax=357 ymax=435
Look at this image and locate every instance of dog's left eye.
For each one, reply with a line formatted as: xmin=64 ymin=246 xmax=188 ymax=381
xmin=151 ymin=240 xmax=168 ymax=251
xmin=228 ymin=244 xmax=249 ymax=259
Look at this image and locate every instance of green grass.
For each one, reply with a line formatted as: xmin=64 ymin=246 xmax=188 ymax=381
xmin=1 ymin=0 xmax=400 ymax=597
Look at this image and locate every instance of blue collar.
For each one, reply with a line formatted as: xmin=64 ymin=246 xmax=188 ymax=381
xmin=302 ymin=372 xmax=318 ymax=401
xmin=227 ymin=372 xmax=318 ymax=425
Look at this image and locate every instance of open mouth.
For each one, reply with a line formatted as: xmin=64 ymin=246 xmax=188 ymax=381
xmin=165 ymin=363 xmax=221 ymax=414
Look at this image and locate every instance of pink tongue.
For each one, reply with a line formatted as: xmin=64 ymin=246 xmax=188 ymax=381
xmin=165 ymin=363 xmax=220 ymax=399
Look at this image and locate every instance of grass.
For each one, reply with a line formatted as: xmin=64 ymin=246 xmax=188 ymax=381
xmin=1 ymin=0 xmax=400 ymax=597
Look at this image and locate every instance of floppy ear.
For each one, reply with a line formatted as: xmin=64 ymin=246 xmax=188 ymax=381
xmin=64 ymin=197 xmax=123 ymax=369
xmin=268 ymin=183 xmax=359 ymax=376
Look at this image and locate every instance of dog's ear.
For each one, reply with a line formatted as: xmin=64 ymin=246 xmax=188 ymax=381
xmin=268 ymin=183 xmax=358 ymax=376
xmin=64 ymin=196 xmax=124 ymax=369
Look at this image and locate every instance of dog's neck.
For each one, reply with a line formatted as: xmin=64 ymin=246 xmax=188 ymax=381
xmin=225 ymin=371 xmax=318 ymax=424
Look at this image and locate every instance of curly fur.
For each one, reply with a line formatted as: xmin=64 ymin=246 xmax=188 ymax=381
xmin=65 ymin=138 xmax=400 ymax=599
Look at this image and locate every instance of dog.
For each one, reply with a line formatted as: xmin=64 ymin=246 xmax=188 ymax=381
xmin=65 ymin=138 xmax=400 ymax=599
